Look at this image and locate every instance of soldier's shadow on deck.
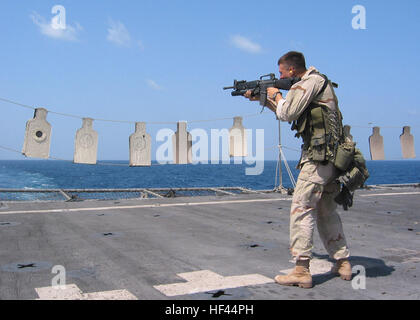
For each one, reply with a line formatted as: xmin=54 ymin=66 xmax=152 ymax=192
xmin=311 ymin=253 xmax=395 ymax=286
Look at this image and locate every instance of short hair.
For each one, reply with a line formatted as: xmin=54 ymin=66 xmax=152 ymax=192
xmin=277 ymin=51 xmax=306 ymax=70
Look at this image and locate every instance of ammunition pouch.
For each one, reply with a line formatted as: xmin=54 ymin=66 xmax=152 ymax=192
xmin=311 ymin=135 xmax=326 ymax=161
xmin=292 ymin=104 xmax=336 ymax=165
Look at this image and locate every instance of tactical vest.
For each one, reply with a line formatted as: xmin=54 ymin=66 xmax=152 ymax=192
xmin=291 ymin=74 xmax=345 ymax=166
xmin=289 ymin=73 xmax=370 ymax=209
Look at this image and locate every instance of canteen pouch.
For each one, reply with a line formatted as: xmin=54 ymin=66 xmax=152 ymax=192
xmin=334 ymin=142 xmax=355 ymax=171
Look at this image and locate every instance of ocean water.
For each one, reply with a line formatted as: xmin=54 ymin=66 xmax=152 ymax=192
xmin=0 ymin=160 xmax=419 ymax=190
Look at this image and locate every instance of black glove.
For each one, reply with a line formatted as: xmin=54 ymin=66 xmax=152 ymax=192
xmin=334 ymin=185 xmax=353 ymax=211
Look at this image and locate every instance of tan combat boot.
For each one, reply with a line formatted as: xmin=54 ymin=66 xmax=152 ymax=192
xmin=274 ymin=259 xmax=312 ymax=289
xmin=331 ymin=259 xmax=352 ymax=280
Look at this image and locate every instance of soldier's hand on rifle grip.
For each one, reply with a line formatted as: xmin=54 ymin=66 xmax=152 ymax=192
xmin=265 ymin=87 xmax=282 ymax=113
xmin=244 ymin=90 xmax=260 ymax=101
xmin=267 ymin=87 xmax=282 ymax=102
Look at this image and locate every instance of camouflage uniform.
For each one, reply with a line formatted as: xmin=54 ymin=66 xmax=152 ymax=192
xmin=276 ymin=66 xmax=350 ymax=261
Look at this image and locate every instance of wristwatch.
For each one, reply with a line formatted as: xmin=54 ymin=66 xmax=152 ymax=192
xmin=272 ymin=91 xmax=281 ymax=100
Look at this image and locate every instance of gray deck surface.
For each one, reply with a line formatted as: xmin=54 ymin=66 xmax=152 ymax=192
xmin=0 ymin=186 xmax=419 ymax=300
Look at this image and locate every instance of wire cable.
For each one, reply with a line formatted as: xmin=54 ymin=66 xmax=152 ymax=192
xmin=0 ymin=96 xmax=266 ymax=125
xmin=279 ymin=146 xmax=297 ymax=188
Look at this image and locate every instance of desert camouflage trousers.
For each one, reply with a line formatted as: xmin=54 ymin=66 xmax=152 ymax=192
xmin=290 ymin=161 xmax=350 ymax=261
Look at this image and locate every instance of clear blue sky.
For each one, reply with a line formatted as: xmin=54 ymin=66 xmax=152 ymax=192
xmin=1 ymin=0 xmax=419 ymax=161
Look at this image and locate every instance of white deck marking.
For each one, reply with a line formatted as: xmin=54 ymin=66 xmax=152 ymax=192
xmin=0 ymin=197 xmax=289 ymax=215
xmin=153 ymin=270 xmax=274 ymax=297
xmin=278 ymin=258 xmax=333 ymax=276
xmin=35 ymin=284 xmax=137 ymax=300
xmin=360 ymin=192 xmax=420 ymax=197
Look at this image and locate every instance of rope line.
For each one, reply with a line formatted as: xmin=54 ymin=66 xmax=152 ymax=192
xmin=0 ymin=97 xmax=35 ymax=110
xmin=350 ymin=124 xmax=420 ymax=129
xmin=0 ymin=96 xmax=267 ymax=124
xmin=2 ymin=96 xmax=418 ymax=128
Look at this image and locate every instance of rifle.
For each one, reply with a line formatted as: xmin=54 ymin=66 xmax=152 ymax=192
xmin=223 ymin=73 xmax=301 ymax=107
xmin=223 ymin=73 xmax=338 ymax=109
